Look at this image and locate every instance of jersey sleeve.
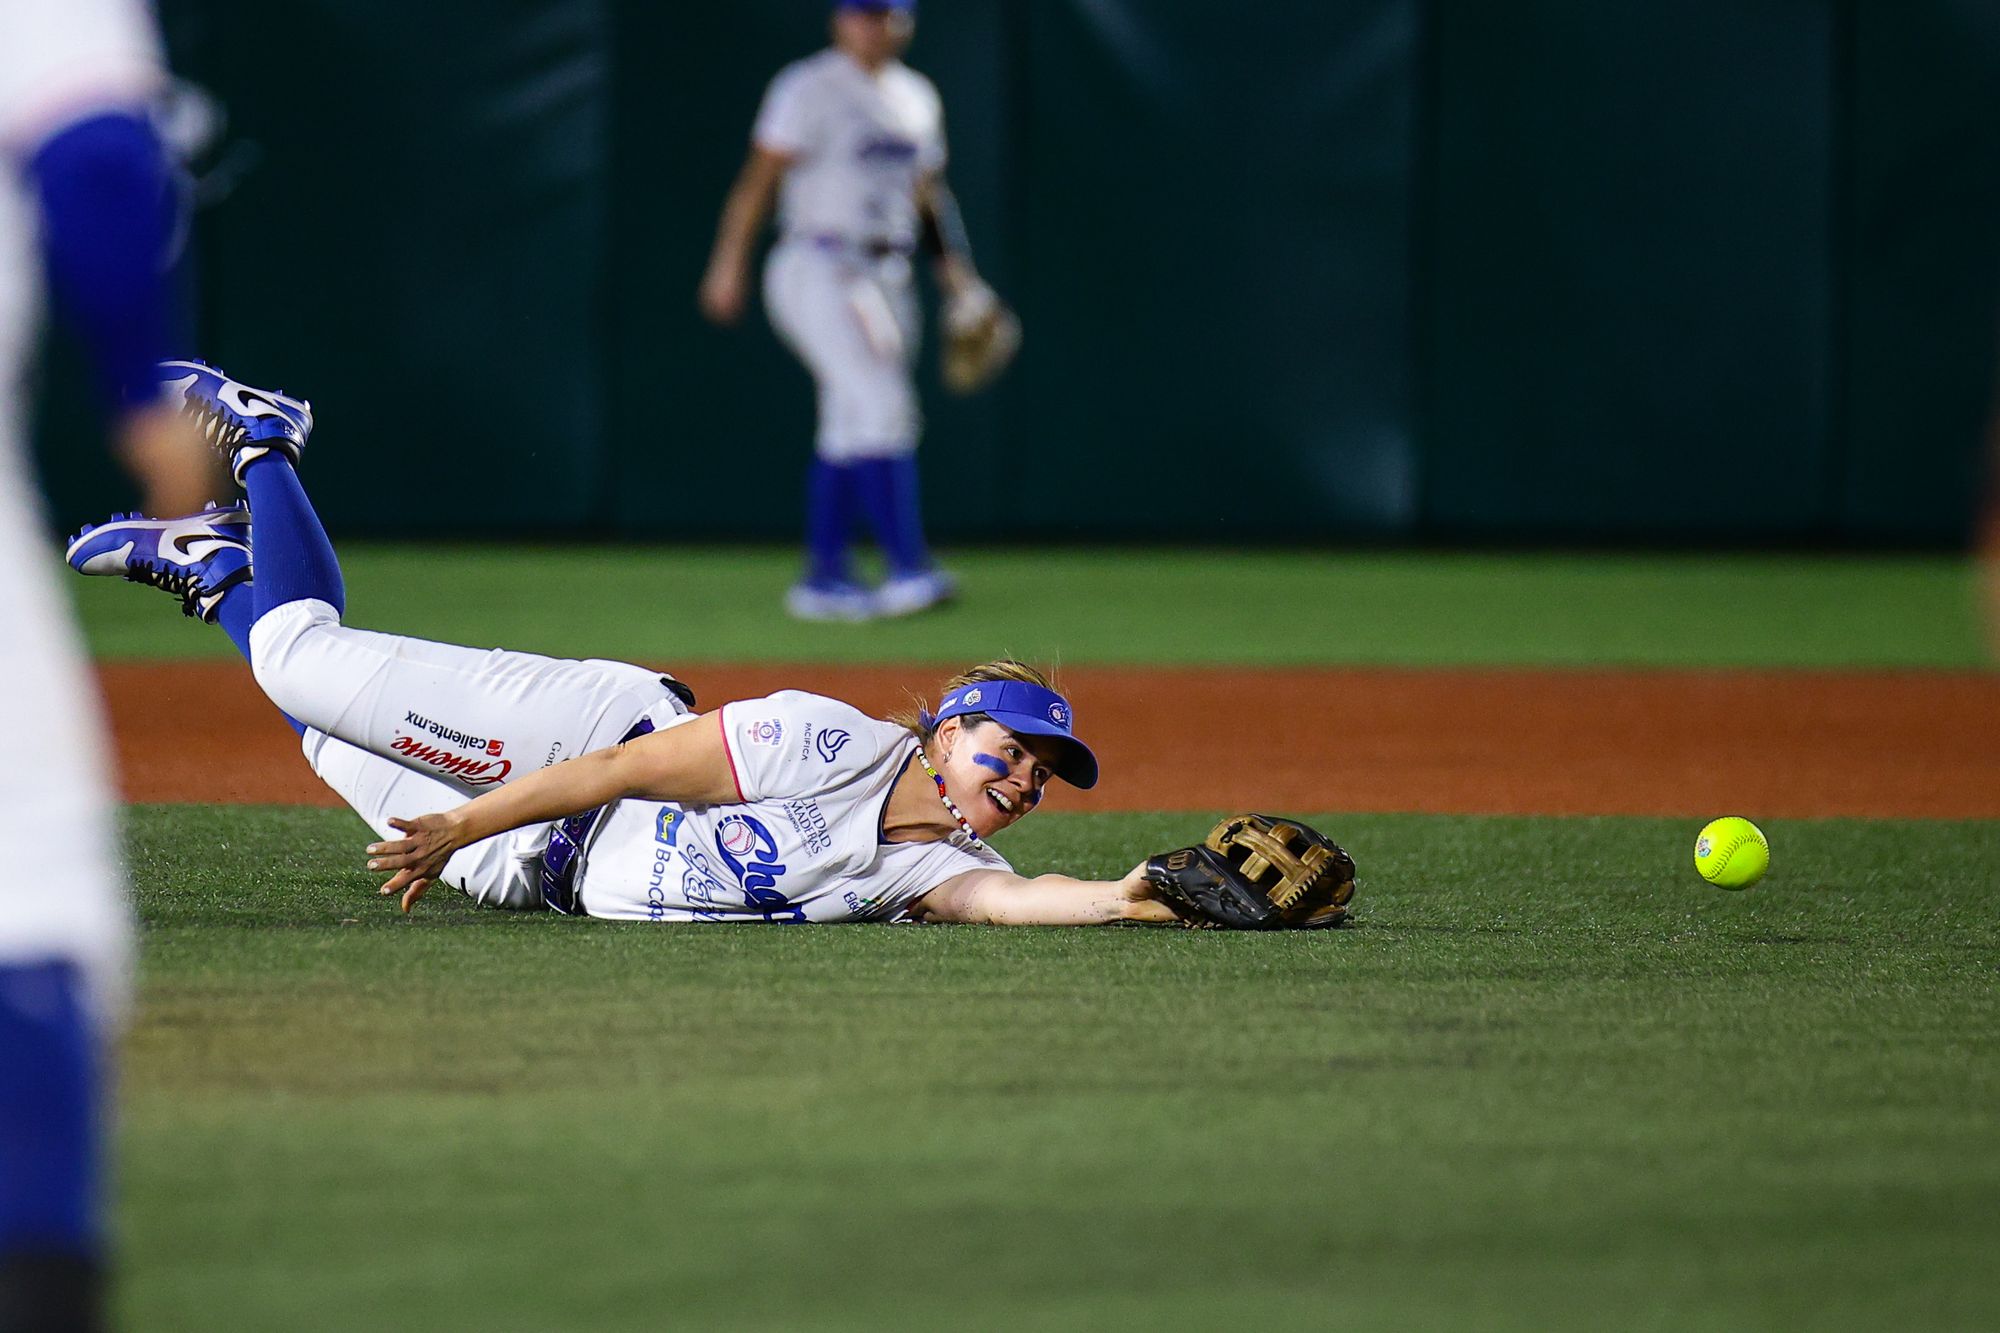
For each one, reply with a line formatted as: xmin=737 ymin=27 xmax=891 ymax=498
xmin=751 ymin=63 xmax=820 ymax=159
xmin=916 ymin=78 xmax=947 ymax=173
xmin=868 ymin=838 xmax=1011 ymax=922
xmin=718 ymin=692 xmax=894 ymax=803
xmin=0 ymin=0 xmax=162 ymax=154
xmin=848 ymin=836 xmax=1008 ymax=920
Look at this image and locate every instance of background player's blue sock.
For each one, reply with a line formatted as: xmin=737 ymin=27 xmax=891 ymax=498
xmin=804 ymin=457 xmax=855 ymax=587
xmin=0 ymin=961 xmax=101 ymax=1259
xmin=852 ymin=454 xmax=931 ymax=577
xmin=210 ymin=582 xmax=306 ymax=737
xmin=241 ymin=455 xmax=344 ymax=620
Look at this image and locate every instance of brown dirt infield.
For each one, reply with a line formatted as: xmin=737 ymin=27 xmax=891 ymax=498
xmin=99 ymin=661 xmax=2000 ymax=819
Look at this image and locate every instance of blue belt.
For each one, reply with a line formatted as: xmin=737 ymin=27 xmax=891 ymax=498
xmin=538 ymin=716 xmax=657 ymax=917
xmin=803 ymin=231 xmax=912 ymax=259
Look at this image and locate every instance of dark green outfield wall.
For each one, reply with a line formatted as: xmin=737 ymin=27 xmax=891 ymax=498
xmin=31 ymin=1 xmax=2000 ymax=544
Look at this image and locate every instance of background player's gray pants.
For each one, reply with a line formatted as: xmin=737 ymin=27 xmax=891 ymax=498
xmin=764 ymin=239 xmax=922 ymax=460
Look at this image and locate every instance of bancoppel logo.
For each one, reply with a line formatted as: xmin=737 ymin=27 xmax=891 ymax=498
xmin=389 ymin=734 xmax=513 ymax=786
xmin=656 ymin=807 xmax=682 ymax=846
xmin=815 ymin=728 xmax=852 ymax=763
xmin=746 ymin=718 xmax=784 ymax=747
xmin=645 ymin=844 xmax=673 ymax=921
xmin=403 ymin=710 xmax=502 ymax=755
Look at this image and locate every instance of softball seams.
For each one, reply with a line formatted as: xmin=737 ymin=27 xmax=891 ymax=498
xmin=1704 ymin=831 xmax=1761 ymax=879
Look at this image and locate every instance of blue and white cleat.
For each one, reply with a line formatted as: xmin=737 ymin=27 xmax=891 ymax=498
xmin=872 ymin=568 xmax=957 ymax=619
xmin=65 ymin=503 xmax=252 ymax=623
xmin=784 ymin=578 xmax=877 ymax=623
xmin=156 ymin=359 xmax=314 ymax=484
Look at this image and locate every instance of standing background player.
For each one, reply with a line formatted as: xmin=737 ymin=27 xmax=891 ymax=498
xmin=0 ymin=1 xmax=210 ymax=1327
xmin=699 ymin=0 xmax=1016 ymax=622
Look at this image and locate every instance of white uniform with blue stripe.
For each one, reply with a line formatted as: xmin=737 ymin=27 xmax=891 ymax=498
xmin=576 ymin=692 xmax=1006 ymax=922
xmin=253 ymin=592 xmax=1006 ymax=920
xmin=757 ymin=48 xmax=945 ymax=461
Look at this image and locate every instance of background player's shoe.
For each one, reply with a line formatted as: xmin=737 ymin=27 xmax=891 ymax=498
xmin=873 ymin=569 xmax=957 ymax=618
xmin=65 ymin=504 xmax=252 ymax=623
xmin=156 ymin=359 xmax=314 ymax=484
xmin=785 ymin=578 xmax=876 ymax=623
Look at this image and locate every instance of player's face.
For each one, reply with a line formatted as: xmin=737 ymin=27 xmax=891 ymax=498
xmin=938 ymin=718 xmax=1056 ymax=837
xmin=834 ymin=8 xmax=914 ymax=64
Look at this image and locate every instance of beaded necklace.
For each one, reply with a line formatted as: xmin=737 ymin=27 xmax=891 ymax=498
xmin=917 ymin=745 xmax=983 ymax=846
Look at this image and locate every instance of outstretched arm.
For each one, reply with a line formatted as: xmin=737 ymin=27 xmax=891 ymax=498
xmin=366 ymin=713 xmax=740 ymax=911
xmin=910 ymin=864 xmax=1180 ymax=927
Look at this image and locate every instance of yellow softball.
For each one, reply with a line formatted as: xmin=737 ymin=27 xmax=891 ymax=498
xmin=1693 ymin=817 xmax=1769 ymax=890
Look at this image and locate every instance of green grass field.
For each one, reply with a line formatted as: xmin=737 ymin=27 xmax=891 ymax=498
xmin=85 ymin=548 xmax=1999 ymax=1329
xmin=72 ymin=543 xmax=1992 ymax=667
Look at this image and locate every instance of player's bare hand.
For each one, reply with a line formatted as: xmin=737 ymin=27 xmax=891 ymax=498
xmin=1118 ymin=862 xmax=1179 ymax=924
xmin=117 ymin=402 xmax=222 ymax=517
xmin=366 ymin=814 xmax=463 ymax=913
xmin=698 ymin=262 xmax=748 ymax=325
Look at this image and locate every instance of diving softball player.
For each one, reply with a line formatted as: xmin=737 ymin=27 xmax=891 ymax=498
xmin=700 ymin=0 xmax=1004 ymax=622
xmin=68 ymin=363 xmax=1179 ymax=929
xmin=1 ymin=1 xmax=214 ymax=1323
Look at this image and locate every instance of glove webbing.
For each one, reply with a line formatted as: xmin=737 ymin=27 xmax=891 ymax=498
xmin=1211 ymin=821 xmax=1336 ymax=911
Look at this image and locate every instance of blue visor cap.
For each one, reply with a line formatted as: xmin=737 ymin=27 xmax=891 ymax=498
xmin=934 ymin=680 xmax=1099 ymax=789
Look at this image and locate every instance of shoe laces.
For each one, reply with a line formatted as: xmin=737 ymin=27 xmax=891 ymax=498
xmin=182 ymin=399 xmax=247 ymax=453
xmin=125 ymin=558 xmax=213 ymax=620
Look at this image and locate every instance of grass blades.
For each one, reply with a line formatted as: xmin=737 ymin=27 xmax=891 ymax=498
xmin=118 ymin=804 xmax=2000 ymax=1330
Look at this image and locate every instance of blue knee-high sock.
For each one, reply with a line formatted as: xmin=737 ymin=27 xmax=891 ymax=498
xmin=851 ymin=454 xmax=930 ymax=577
xmin=0 ymin=961 xmax=100 ymax=1258
xmin=212 ymin=581 xmax=256 ymax=661
xmin=241 ymin=455 xmax=344 ymax=620
xmin=804 ymin=458 xmax=854 ymax=587
xmin=210 ymin=582 xmax=305 ymax=737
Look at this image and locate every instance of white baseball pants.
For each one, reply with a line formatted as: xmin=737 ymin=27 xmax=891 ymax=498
xmin=763 ymin=240 xmax=922 ymax=460
xmin=251 ymin=600 xmax=689 ymax=910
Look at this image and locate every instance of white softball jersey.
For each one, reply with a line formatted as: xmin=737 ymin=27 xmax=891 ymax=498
xmin=754 ymin=48 xmax=945 ymax=250
xmin=0 ymin=0 xmax=163 ymax=1021
xmin=253 ymin=599 xmax=1006 ymax=922
xmin=577 ymin=692 xmax=1008 ymax=923
xmin=756 ymin=49 xmax=945 ymax=460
